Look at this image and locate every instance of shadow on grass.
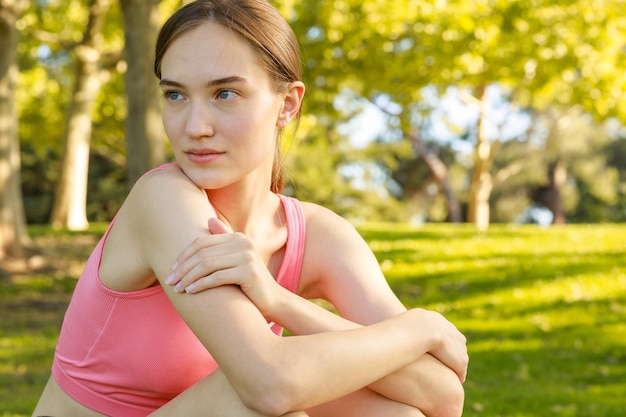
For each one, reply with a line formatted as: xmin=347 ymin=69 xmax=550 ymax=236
xmin=0 ymin=275 xmax=77 ymax=414
xmin=361 ymin=224 xmax=626 ymax=417
xmin=0 ymin=227 xmax=103 ymax=415
xmin=464 ymin=343 xmax=626 ymax=417
xmin=388 ymin=250 xmax=624 ymax=304
xmin=1 ymin=223 xmax=625 ymax=416
xmin=463 ymin=303 xmax=626 ymax=417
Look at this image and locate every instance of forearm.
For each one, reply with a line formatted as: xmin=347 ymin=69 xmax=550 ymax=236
xmin=270 ymin=287 xmax=464 ymax=416
xmin=268 ymin=285 xmax=360 ymax=334
xmin=368 ymin=354 xmax=465 ymax=417
xmin=149 ymin=368 xmax=307 ymax=417
xmin=271 ymin=310 xmax=436 ymax=413
xmin=167 ymin=284 xmax=436 ymax=415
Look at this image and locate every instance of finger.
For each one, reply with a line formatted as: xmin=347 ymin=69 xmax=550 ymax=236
xmin=174 ymin=251 xmax=245 ymax=292
xmin=171 ymin=233 xmax=252 ymax=291
xmin=168 ymin=233 xmax=235 ymax=284
xmin=453 ymin=329 xmax=469 ymax=382
xmin=173 ymin=254 xmax=224 ymax=292
xmin=431 ymin=338 xmax=468 ymax=382
xmin=450 ymin=341 xmax=469 ymax=383
xmin=460 ymin=348 xmax=469 ymax=383
xmin=167 ymin=238 xmax=213 ymax=286
xmin=183 ymin=268 xmax=241 ymax=294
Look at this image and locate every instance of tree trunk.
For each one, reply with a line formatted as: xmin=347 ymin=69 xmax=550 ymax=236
xmin=546 ymin=160 xmax=567 ymax=224
xmin=49 ymin=0 xmax=111 ymax=230
xmin=0 ymin=0 xmax=30 ymax=260
xmin=120 ymin=0 xmax=165 ymax=185
xmin=467 ymin=85 xmax=498 ymax=231
xmin=408 ymin=132 xmax=462 ymax=222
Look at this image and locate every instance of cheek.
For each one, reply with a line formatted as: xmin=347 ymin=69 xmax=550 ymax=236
xmin=228 ymin=113 xmax=267 ymax=140
xmin=162 ymin=113 xmax=183 ymax=140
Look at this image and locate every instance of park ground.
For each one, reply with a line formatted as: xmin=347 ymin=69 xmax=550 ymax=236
xmin=1 ymin=222 xmax=625 ymax=416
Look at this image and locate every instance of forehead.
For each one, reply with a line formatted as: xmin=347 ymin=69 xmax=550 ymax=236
xmin=160 ymin=22 xmax=265 ymax=83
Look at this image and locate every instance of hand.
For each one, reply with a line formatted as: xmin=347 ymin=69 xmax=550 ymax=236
xmin=407 ymin=309 xmax=469 ymax=383
xmin=166 ymin=218 xmax=281 ymax=316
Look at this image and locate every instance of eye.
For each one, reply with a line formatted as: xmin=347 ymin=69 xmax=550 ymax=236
xmin=216 ymin=89 xmax=238 ymax=100
xmin=163 ymin=90 xmax=183 ymax=101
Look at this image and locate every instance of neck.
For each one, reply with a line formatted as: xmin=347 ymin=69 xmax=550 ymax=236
xmin=206 ymin=186 xmax=280 ymax=235
xmin=204 ymin=157 xmax=279 ymax=234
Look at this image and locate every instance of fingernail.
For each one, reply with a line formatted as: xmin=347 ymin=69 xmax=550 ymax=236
xmin=170 ymin=261 xmax=178 ymax=270
xmin=174 ymin=282 xmax=184 ymax=292
xmin=166 ymin=273 xmax=175 ymax=285
xmin=185 ymin=284 xmax=195 ymax=293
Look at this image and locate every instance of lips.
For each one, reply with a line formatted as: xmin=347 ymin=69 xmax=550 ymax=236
xmin=185 ymin=148 xmax=224 ymax=164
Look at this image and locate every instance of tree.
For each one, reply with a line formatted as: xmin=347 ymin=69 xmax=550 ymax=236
xmin=10 ymin=0 xmax=624 ymax=227
xmin=0 ymin=0 xmax=30 ymax=260
xmin=538 ymin=107 xmax=618 ymax=223
xmin=49 ymin=0 xmax=115 ymax=230
xmin=489 ymin=105 xmax=619 ymax=224
xmin=120 ymin=0 xmax=165 ymax=185
xmin=604 ymin=134 xmax=626 ymax=222
xmin=408 ymin=132 xmax=462 ymax=223
xmin=288 ymin=0 xmax=626 ymax=228
xmin=16 ymin=0 xmax=179 ymax=229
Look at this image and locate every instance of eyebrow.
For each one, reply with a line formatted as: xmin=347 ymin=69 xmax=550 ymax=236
xmin=159 ymin=76 xmax=247 ymax=88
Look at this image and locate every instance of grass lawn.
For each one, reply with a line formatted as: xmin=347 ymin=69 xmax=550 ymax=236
xmin=1 ymin=223 xmax=625 ymax=416
xmin=361 ymin=223 xmax=626 ymax=417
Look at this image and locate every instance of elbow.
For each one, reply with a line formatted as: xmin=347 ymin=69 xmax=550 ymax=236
xmin=427 ymin=380 xmax=465 ymax=417
xmin=240 ymin=391 xmax=292 ymax=417
xmin=237 ymin=368 xmax=304 ymax=416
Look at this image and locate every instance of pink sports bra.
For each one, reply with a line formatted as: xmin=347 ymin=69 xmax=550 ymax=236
xmin=51 ymin=165 xmax=306 ymax=416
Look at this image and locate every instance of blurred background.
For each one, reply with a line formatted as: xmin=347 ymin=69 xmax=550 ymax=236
xmin=1 ymin=0 xmax=625 ymax=258
xmin=1 ymin=2 xmax=625 ymax=415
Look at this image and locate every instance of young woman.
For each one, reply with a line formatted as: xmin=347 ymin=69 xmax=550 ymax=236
xmin=33 ymin=1 xmax=468 ymax=416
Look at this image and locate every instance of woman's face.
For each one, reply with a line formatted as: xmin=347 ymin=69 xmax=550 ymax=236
xmin=159 ymin=22 xmax=285 ymax=191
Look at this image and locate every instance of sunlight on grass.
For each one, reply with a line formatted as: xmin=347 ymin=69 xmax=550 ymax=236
xmin=362 ymin=223 xmax=626 ymax=417
xmin=0 ymin=226 xmax=101 ymax=416
xmin=1 ymin=223 xmax=625 ymax=416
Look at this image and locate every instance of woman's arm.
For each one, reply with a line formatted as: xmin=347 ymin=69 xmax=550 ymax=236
xmin=123 ymin=167 xmax=459 ymax=416
xmin=168 ymin=205 xmax=467 ymax=382
xmin=299 ymin=204 xmax=467 ymax=416
xmin=167 ymin=198 xmax=467 ymax=416
xmin=148 ymin=367 xmax=309 ymax=417
xmin=255 ymin=275 xmax=465 ymax=417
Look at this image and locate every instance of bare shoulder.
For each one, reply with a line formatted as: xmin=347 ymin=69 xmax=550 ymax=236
xmin=297 ymin=201 xmax=405 ymax=322
xmin=299 ymin=202 xmax=372 ymax=263
xmin=124 ymin=164 xmax=214 ymax=230
xmin=297 ymin=202 xmax=375 ymax=292
xmin=130 ymin=164 xmax=206 ymax=202
xmin=100 ymin=165 xmax=214 ymax=291
xmin=299 ymin=202 xmax=359 ymax=238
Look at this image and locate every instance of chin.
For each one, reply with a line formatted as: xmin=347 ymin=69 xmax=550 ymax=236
xmin=176 ymin=166 xmax=216 ymax=189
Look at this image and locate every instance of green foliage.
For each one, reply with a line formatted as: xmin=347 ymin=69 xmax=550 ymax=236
xmin=12 ymin=0 xmax=626 ymax=224
xmin=2 ymin=224 xmax=625 ymax=415
xmin=286 ymin=0 xmax=626 ymax=118
xmin=17 ymin=0 xmax=127 ymax=224
xmin=490 ymin=107 xmax=621 ymax=223
xmin=281 ymin=0 xmax=626 ymax=224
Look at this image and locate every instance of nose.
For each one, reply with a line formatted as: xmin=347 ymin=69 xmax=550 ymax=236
xmin=185 ymin=101 xmax=215 ymax=139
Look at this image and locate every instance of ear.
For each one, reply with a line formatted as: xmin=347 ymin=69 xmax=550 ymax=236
xmin=276 ymin=81 xmax=305 ymax=128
